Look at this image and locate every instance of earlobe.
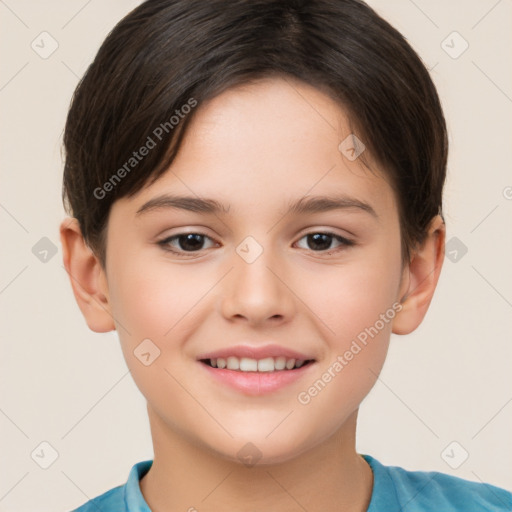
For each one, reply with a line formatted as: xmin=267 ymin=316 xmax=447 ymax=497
xmin=392 ymin=215 xmax=445 ymax=335
xmin=59 ymin=217 xmax=115 ymax=333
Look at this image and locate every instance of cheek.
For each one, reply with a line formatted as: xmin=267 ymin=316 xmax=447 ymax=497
xmin=107 ymin=254 xmax=219 ymax=398
xmin=108 ymin=253 xmax=209 ymax=339
xmin=302 ymin=253 xmax=402 ymax=347
xmin=107 ymin=257 xmax=208 ymax=419
xmin=292 ymin=242 xmax=402 ymax=410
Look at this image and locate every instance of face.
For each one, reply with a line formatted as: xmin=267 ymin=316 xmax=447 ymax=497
xmin=103 ymin=76 xmax=405 ymax=464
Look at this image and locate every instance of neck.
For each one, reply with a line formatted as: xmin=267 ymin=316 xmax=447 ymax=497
xmin=140 ymin=407 xmax=373 ymax=512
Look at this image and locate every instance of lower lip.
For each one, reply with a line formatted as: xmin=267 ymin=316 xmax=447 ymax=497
xmin=198 ymin=361 xmax=315 ymax=396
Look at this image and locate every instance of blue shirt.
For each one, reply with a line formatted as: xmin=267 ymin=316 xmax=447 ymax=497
xmin=71 ymin=454 xmax=512 ymax=511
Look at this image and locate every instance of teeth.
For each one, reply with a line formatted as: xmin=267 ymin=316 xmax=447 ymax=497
xmin=285 ymin=358 xmax=296 ymax=370
xmin=274 ymin=357 xmax=286 ymax=370
xmin=257 ymin=357 xmax=274 ymax=372
xmin=240 ymin=357 xmax=258 ymax=371
xmin=227 ymin=356 xmax=239 ymax=370
xmin=206 ymin=356 xmax=309 ymax=372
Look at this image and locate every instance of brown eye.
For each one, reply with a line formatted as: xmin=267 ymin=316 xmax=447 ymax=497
xmin=295 ymin=232 xmax=354 ymax=252
xmin=158 ymin=232 xmax=217 ymax=256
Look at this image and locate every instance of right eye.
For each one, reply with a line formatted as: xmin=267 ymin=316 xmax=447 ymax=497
xmin=157 ymin=232 xmax=219 ymax=257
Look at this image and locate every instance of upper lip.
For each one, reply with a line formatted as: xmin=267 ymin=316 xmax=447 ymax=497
xmin=197 ymin=344 xmax=315 ymax=361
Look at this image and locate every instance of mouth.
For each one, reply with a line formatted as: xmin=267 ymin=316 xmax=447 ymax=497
xmin=200 ymin=356 xmax=315 ymax=372
xmin=196 ymin=343 xmax=317 ymax=395
xmin=197 ymin=353 xmax=317 ymax=396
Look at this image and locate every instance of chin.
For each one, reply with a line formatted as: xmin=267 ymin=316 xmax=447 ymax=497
xmin=203 ymin=432 xmax=316 ymax=468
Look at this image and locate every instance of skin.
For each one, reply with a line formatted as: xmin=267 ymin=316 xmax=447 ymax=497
xmin=60 ymin=76 xmax=445 ymax=512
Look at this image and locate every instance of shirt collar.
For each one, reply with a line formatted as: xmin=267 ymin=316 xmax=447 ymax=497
xmin=362 ymin=453 xmax=401 ymax=511
xmin=123 ymin=459 xmax=153 ymax=511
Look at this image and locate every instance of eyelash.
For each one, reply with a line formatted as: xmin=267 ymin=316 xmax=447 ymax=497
xmin=156 ymin=231 xmax=355 ymax=258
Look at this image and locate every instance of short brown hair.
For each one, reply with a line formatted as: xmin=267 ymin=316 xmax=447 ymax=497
xmin=62 ymin=0 xmax=448 ymax=267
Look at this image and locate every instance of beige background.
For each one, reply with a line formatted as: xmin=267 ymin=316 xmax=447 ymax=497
xmin=1 ymin=1 xmax=511 ymax=510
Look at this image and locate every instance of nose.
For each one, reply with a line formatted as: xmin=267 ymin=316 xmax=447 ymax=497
xmin=220 ymin=243 xmax=296 ymax=327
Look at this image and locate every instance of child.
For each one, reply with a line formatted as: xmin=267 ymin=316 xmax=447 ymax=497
xmin=59 ymin=0 xmax=512 ymax=510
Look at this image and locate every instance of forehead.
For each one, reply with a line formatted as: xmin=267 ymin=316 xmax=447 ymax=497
xmin=119 ymin=76 xmax=397 ymax=222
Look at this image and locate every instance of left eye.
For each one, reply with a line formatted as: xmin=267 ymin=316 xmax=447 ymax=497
xmin=295 ymin=232 xmax=354 ymax=252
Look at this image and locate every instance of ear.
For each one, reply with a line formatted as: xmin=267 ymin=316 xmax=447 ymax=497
xmin=392 ymin=215 xmax=445 ymax=335
xmin=59 ymin=217 xmax=115 ymax=333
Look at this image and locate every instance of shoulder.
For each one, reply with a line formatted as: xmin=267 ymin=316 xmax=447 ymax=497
xmin=389 ymin=464 xmax=512 ymax=511
xmin=69 ymin=460 xmax=153 ymax=512
xmin=70 ymin=484 xmax=125 ymax=512
xmin=363 ymin=454 xmax=512 ymax=512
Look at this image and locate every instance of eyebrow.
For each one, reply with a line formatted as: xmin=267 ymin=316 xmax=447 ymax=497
xmin=135 ymin=193 xmax=378 ymax=218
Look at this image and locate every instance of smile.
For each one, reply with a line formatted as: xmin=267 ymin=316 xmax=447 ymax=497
xmin=198 ymin=358 xmax=316 ymax=396
xmin=201 ymin=356 xmax=314 ymax=372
